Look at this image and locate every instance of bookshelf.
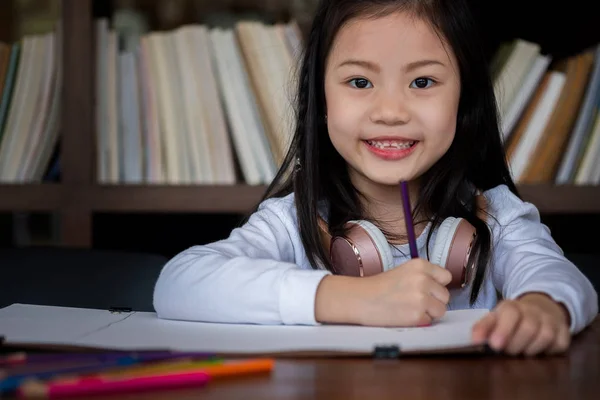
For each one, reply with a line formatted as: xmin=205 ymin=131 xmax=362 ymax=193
xmin=1 ymin=0 xmax=600 ymax=250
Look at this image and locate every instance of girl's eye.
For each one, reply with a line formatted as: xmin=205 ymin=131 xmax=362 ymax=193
xmin=410 ymin=77 xmax=434 ymax=89
xmin=349 ymin=78 xmax=373 ymax=89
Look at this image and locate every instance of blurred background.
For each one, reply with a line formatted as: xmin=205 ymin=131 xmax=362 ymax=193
xmin=0 ymin=0 xmax=599 ymax=263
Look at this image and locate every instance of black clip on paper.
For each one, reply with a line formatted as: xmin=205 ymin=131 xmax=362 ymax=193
xmin=373 ymin=345 xmax=401 ymax=359
xmin=109 ymin=306 xmax=132 ymax=314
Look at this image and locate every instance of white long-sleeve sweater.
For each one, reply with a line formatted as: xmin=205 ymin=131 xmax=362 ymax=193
xmin=153 ymin=184 xmax=598 ymax=334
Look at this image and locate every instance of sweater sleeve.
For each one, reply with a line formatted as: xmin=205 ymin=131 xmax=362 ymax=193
xmin=486 ymin=185 xmax=598 ymax=334
xmin=152 ymin=195 xmax=331 ymax=325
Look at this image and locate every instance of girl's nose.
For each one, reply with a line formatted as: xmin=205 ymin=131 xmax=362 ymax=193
xmin=369 ymin=90 xmax=411 ymax=126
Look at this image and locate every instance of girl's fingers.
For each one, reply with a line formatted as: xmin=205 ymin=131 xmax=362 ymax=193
xmin=471 ymin=312 xmax=496 ymax=344
xmin=506 ymin=315 xmax=542 ymax=355
xmin=471 ymin=300 xmax=572 ymax=356
xmin=428 ymin=280 xmax=450 ymax=305
xmin=548 ymin=323 xmax=571 ymax=355
xmin=425 ymin=295 xmax=447 ymax=320
xmin=488 ymin=303 xmax=521 ymax=351
xmin=522 ymin=318 xmax=556 ymax=356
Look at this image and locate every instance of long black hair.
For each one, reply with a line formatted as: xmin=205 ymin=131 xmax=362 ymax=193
xmin=258 ymin=0 xmax=519 ymax=304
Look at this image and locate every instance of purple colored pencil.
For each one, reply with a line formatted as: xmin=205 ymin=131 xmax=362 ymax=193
xmin=0 ymin=351 xmax=217 ymax=392
xmin=400 ymin=181 xmax=419 ymax=258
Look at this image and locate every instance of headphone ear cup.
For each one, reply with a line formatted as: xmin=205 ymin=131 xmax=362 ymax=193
xmin=431 ymin=217 xmax=478 ymax=289
xmin=430 ymin=217 xmax=460 ymax=268
xmin=350 ymin=220 xmax=394 ymax=272
xmin=330 ymin=219 xmax=393 ymax=277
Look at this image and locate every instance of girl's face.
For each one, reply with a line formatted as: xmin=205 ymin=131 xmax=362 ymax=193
xmin=324 ymin=10 xmax=461 ymax=192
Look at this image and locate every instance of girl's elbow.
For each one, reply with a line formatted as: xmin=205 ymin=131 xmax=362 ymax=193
xmin=151 ymin=262 xmax=213 ymax=321
xmin=151 ymin=264 xmax=188 ymax=320
xmin=152 ymin=277 xmax=175 ymax=319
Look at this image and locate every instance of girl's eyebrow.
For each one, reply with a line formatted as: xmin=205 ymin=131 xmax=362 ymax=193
xmin=337 ymin=59 xmax=381 ymax=73
xmin=336 ymin=59 xmax=446 ymax=73
xmin=404 ymin=59 xmax=446 ymax=72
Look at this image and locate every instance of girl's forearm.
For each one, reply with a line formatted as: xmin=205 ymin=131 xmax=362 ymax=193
xmin=314 ymin=275 xmax=366 ymax=325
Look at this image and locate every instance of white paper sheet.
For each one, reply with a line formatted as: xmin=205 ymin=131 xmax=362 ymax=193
xmin=0 ymin=304 xmax=490 ymax=355
xmin=0 ymin=304 xmax=133 ymax=345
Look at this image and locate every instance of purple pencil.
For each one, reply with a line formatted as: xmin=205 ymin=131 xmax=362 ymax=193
xmin=400 ymin=181 xmax=419 ymax=258
xmin=0 ymin=351 xmax=217 ymax=392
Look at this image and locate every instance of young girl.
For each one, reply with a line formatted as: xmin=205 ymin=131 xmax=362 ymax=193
xmin=153 ymin=0 xmax=598 ymax=356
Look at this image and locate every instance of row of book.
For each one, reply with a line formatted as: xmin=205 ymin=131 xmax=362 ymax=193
xmin=495 ymin=39 xmax=600 ymax=185
xmin=91 ymin=21 xmax=600 ymax=186
xmin=95 ymin=15 xmax=301 ymax=185
xmin=0 ymin=29 xmax=61 ymax=183
xmin=0 ymin=19 xmax=599 ymax=186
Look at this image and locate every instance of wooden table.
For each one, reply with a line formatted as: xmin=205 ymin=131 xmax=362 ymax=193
xmin=18 ymin=316 xmax=596 ymax=400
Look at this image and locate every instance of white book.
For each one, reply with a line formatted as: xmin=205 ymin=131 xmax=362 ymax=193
xmin=0 ymin=304 xmax=491 ymax=356
xmin=494 ymin=39 xmax=541 ymax=120
xmin=194 ymin=26 xmax=238 ymax=184
xmin=574 ymin=112 xmax=600 ymax=185
xmin=172 ymin=27 xmax=209 ymax=184
xmin=105 ymin=31 xmax=120 ymax=183
xmin=261 ymin=23 xmax=295 ymax=159
xmin=0 ymin=36 xmax=37 ymax=181
xmin=18 ymin=32 xmax=56 ymax=182
xmin=95 ymin=19 xmax=110 ymax=183
xmin=138 ymin=35 xmax=163 ymax=183
xmin=31 ymin=27 xmax=62 ymax=182
xmin=190 ymin=25 xmax=238 ymax=185
xmin=214 ymin=28 xmax=277 ymax=184
xmin=7 ymin=36 xmax=47 ymax=182
xmin=501 ymin=54 xmax=551 ymax=140
xmin=509 ymin=71 xmax=566 ymax=182
xmin=224 ymin=29 xmax=278 ymax=183
xmin=146 ymin=33 xmax=188 ymax=184
xmin=235 ymin=22 xmax=290 ymax=165
xmin=556 ymin=44 xmax=600 ymax=184
xmin=118 ymin=51 xmax=143 ymax=183
xmin=209 ymin=28 xmax=262 ymax=185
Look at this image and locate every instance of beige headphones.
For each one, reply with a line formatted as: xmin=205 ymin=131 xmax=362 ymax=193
xmin=317 ymin=195 xmax=487 ymax=289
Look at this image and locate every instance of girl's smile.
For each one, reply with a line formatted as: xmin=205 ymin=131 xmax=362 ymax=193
xmin=363 ymin=137 xmax=419 ymax=161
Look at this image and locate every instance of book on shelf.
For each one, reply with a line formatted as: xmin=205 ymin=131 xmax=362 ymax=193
xmin=496 ymin=38 xmax=600 ymax=186
xmin=95 ymin=10 xmax=303 ymax=186
xmin=0 ymin=24 xmax=61 ymax=184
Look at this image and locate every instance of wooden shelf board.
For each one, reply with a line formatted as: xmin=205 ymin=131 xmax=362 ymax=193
xmin=84 ymin=184 xmax=270 ymax=213
xmin=0 ymin=184 xmax=599 ymax=214
xmin=83 ymin=184 xmax=600 ymax=214
xmin=0 ymin=184 xmax=63 ymax=212
xmin=518 ymin=184 xmax=600 ymax=214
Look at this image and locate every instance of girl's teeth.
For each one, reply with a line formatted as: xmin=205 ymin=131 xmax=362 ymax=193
xmin=367 ymin=140 xmax=415 ymax=150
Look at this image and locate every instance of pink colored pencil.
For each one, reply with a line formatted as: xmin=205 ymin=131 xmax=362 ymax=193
xmin=17 ymin=370 xmax=211 ymax=398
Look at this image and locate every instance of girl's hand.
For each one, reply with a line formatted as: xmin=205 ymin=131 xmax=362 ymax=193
xmin=315 ymin=258 xmax=452 ymax=327
xmin=471 ymin=293 xmax=571 ymax=356
xmin=356 ymin=258 xmax=453 ymax=327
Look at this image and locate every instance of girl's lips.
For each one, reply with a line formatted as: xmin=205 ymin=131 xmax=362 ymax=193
xmin=363 ymin=139 xmax=418 ymax=161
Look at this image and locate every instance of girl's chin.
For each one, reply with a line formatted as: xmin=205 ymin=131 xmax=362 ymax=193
xmin=347 ymin=161 xmax=424 ymax=188
xmin=355 ymin=171 xmax=419 ymax=188
xmin=374 ymin=177 xmax=415 ymax=187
